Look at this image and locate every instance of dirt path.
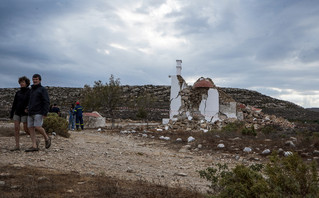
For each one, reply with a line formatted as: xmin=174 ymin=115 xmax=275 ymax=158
xmin=0 ymin=129 xmax=227 ymax=193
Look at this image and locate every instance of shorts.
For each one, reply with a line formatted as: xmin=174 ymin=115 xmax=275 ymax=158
xmin=13 ymin=114 xmax=28 ymax=122
xmin=27 ymin=114 xmax=43 ymax=127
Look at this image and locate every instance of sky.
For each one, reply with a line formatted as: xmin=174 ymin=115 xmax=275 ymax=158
xmin=1 ymin=0 xmax=319 ymax=108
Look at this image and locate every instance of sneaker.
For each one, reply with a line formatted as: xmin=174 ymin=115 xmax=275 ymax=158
xmin=45 ymin=137 xmax=51 ymax=149
xmin=10 ymin=147 xmax=20 ymax=151
xmin=25 ymin=147 xmax=39 ymax=152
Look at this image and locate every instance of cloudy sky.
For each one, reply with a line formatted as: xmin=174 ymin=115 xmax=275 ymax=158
xmin=1 ymin=0 xmax=319 ymax=108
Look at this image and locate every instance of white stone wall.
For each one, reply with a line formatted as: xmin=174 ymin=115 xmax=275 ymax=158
xmin=169 ymin=75 xmax=187 ymax=119
xmin=220 ymin=101 xmax=237 ymax=118
xmin=199 ymin=88 xmax=220 ymax=122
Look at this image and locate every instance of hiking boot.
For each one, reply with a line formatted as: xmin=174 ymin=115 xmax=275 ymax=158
xmin=45 ymin=137 xmax=51 ymax=149
xmin=25 ymin=147 xmax=39 ymax=152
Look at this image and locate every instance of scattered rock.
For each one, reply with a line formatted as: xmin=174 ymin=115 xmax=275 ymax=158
xmin=284 ymin=151 xmax=293 ymax=157
xmin=217 ymin=144 xmax=225 ymax=148
xmin=231 ymin=137 xmax=241 ymax=141
xmin=174 ymin=172 xmax=187 ymax=177
xmin=278 ymin=148 xmax=284 ymax=154
xmin=187 ymin=136 xmax=195 ymax=142
xmin=261 ymin=149 xmax=271 ymax=155
xmin=285 ymin=141 xmax=295 ymax=148
xmin=37 ymin=176 xmax=48 ymax=181
xmin=313 ymin=150 xmax=319 ymax=156
xmin=243 ymin=147 xmax=252 ymax=153
xmin=176 ymin=138 xmax=182 ymax=142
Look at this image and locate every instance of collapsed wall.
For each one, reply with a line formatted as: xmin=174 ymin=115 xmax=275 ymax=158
xmin=166 ymin=60 xmax=294 ymax=131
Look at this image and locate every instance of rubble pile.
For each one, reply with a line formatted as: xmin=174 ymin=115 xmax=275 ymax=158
xmin=237 ymin=103 xmax=295 ymax=129
xmin=164 ymin=103 xmax=295 ymax=131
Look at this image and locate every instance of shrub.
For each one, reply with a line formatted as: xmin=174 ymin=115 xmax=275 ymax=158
xmin=221 ymin=121 xmax=245 ymax=133
xmin=260 ymin=124 xmax=280 ymax=134
xmin=241 ymin=126 xmax=256 ymax=136
xmin=199 ymin=163 xmax=268 ymax=198
xmin=43 ymin=113 xmax=70 ymax=138
xmin=199 ymin=153 xmax=319 ymax=198
xmin=265 ymin=152 xmax=319 ymax=197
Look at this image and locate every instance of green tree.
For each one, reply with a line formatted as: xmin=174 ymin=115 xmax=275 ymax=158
xmin=135 ymin=93 xmax=156 ymax=126
xmin=82 ymin=74 xmax=122 ymax=128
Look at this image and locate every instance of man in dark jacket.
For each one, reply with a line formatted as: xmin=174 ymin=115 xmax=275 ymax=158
xmin=74 ymin=101 xmax=84 ymax=130
xmin=10 ymin=76 xmax=31 ymax=151
xmin=25 ymin=74 xmax=51 ymax=152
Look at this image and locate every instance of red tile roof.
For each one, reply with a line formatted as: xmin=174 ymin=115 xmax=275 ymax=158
xmin=193 ymin=78 xmax=215 ymax=88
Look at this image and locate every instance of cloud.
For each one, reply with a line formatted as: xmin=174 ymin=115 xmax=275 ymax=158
xmin=0 ymin=0 xmax=319 ymax=108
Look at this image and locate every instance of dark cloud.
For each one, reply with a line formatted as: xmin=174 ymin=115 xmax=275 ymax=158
xmin=0 ymin=0 xmax=318 ymax=107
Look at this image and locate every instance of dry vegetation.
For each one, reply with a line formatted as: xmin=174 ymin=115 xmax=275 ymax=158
xmin=1 ymin=120 xmax=319 ymax=197
xmin=0 ymin=165 xmax=203 ymax=198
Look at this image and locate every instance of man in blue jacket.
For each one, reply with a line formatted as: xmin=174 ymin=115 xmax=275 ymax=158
xmin=25 ymin=74 xmax=51 ymax=152
xmin=74 ymin=101 xmax=84 ymax=130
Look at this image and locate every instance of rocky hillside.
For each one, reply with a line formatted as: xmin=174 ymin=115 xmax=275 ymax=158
xmin=0 ymin=86 xmax=318 ymax=121
xmin=221 ymin=88 xmax=319 ymax=121
xmin=307 ymin=108 xmax=319 ymax=112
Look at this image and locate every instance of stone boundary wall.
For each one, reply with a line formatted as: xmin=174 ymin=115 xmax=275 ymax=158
xmin=0 ymin=85 xmax=170 ymax=121
xmin=1 ymin=86 xmax=318 ymax=121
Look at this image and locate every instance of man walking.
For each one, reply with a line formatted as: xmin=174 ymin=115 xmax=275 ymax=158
xmin=74 ymin=101 xmax=84 ymax=130
xmin=25 ymin=74 xmax=51 ymax=152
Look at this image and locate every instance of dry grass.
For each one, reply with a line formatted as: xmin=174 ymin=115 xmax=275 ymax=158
xmin=0 ymin=165 xmax=205 ymax=198
xmin=0 ymin=126 xmax=14 ymax=137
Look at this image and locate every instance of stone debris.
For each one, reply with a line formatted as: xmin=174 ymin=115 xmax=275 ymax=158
xmin=174 ymin=172 xmax=187 ymax=177
xmin=243 ymin=147 xmax=252 ymax=153
xmin=217 ymin=144 xmax=225 ymax=148
xmin=313 ymin=150 xmax=319 ymax=156
xmin=261 ymin=149 xmax=271 ymax=155
xmin=176 ymin=138 xmax=182 ymax=142
xmin=187 ymin=136 xmax=195 ymax=142
xmin=159 ymin=136 xmax=170 ymax=141
xmin=284 ymin=151 xmax=293 ymax=157
xmin=285 ymin=141 xmax=296 ymax=148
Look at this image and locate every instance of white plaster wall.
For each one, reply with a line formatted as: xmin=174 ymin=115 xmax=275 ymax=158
xmin=170 ymin=75 xmax=182 ymax=119
xmin=199 ymin=88 xmax=219 ymax=122
xmin=220 ymin=102 xmax=237 ymax=118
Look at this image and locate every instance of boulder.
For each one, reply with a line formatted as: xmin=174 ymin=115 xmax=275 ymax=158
xmin=83 ymin=111 xmax=106 ymax=128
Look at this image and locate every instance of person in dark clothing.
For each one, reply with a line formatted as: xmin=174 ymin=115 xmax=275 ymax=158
xmin=74 ymin=101 xmax=84 ymax=130
xmin=68 ymin=104 xmax=75 ymax=130
xmin=25 ymin=74 xmax=51 ymax=152
xmin=51 ymin=104 xmax=61 ymax=116
xmin=9 ymin=76 xmax=31 ymax=151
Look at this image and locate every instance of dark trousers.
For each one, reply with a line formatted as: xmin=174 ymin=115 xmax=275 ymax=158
xmin=76 ymin=115 xmax=84 ymax=130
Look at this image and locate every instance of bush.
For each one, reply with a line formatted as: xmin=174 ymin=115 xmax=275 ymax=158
xmin=265 ymin=152 xmax=319 ymax=197
xmin=241 ymin=126 xmax=256 ymax=136
xmin=43 ymin=113 xmax=70 ymax=138
xmin=221 ymin=121 xmax=245 ymax=133
xmin=199 ymin=153 xmax=319 ymax=198
xmin=260 ymin=124 xmax=280 ymax=134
